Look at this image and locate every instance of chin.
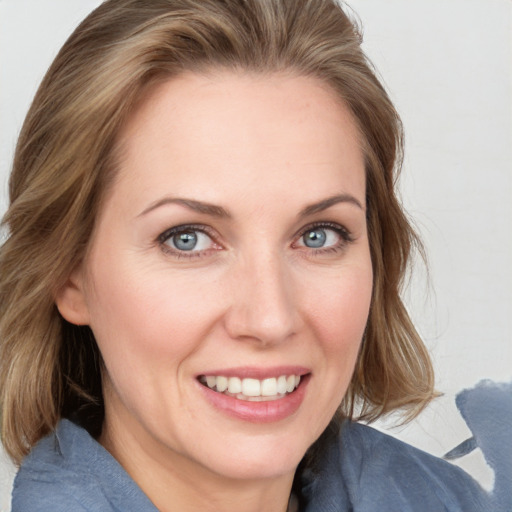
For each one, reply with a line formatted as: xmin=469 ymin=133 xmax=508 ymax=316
xmin=208 ymin=450 xmax=303 ymax=481
xmin=189 ymin=428 xmax=316 ymax=482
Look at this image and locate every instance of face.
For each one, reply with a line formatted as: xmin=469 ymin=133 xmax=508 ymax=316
xmin=58 ymin=71 xmax=372 ymax=485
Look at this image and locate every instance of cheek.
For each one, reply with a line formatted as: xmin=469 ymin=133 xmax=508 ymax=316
xmin=83 ymin=264 xmax=219 ymax=420
xmin=296 ymin=261 xmax=372 ymax=435
xmin=302 ymin=263 xmax=373 ymax=356
xmin=84 ymin=259 xmax=222 ymax=371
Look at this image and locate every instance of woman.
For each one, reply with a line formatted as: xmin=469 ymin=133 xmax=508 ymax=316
xmin=0 ymin=0 xmax=492 ymax=510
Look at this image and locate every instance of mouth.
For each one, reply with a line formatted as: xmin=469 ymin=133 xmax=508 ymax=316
xmin=196 ymin=368 xmax=310 ymax=422
xmin=198 ymin=374 xmax=302 ymax=402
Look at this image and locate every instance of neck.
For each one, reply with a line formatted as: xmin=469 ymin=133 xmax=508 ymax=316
xmin=100 ymin=414 xmax=296 ymax=512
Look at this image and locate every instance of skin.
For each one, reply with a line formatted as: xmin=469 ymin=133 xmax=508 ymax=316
xmin=57 ymin=71 xmax=373 ymax=512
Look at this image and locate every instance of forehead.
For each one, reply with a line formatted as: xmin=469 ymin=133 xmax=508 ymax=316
xmin=109 ymin=71 xmax=365 ymax=212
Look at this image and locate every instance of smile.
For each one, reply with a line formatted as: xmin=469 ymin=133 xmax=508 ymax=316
xmin=198 ymin=375 xmax=301 ymax=402
xmin=197 ymin=367 xmax=310 ymax=422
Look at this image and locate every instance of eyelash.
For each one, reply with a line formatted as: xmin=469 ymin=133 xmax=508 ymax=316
xmin=157 ymin=222 xmax=354 ymax=259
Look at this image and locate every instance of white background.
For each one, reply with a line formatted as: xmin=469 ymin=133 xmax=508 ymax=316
xmin=1 ymin=0 xmax=511 ymax=509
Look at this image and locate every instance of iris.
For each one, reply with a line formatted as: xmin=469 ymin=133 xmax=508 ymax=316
xmin=303 ymin=229 xmax=327 ymax=248
xmin=173 ymin=231 xmax=198 ymax=251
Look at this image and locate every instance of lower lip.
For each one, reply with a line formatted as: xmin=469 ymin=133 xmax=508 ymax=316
xmin=197 ymin=375 xmax=310 ymax=423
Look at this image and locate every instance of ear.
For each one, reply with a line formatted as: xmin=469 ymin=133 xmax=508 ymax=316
xmin=55 ymin=266 xmax=91 ymax=326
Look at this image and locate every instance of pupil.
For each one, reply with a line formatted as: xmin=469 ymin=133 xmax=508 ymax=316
xmin=304 ymin=229 xmax=326 ymax=248
xmin=173 ymin=232 xmax=197 ymax=251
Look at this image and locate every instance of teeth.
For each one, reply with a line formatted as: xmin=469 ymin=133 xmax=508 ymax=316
xmin=228 ymin=377 xmax=242 ymax=394
xmin=200 ymin=374 xmax=302 ymax=400
xmin=277 ymin=375 xmax=287 ymax=395
xmin=261 ymin=378 xmax=277 ymax=397
xmin=216 ymin=376 xmax=228 ymax=392
xmin=242 ymin=378 xmax=261 ymax=397
xmin=286 ymin=375 xmax=295 ymax=393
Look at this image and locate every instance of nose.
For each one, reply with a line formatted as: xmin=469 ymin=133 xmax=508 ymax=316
xmin=223 ymin=252 xmax=301 ymax=346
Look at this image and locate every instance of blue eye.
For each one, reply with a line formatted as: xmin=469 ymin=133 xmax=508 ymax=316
xmin=303 ymin=229 xmax=327 ymax=248
xmin=172 ymin=231 xmax=198 ymax=251
xmin=301 ymin=227 xmax=341 ymax=249
xmin=160 ymin=226 xmax=215 ymax=253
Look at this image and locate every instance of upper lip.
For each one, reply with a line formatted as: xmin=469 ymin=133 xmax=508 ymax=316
xmin=197 ymin=366 xmax=310 ymax=380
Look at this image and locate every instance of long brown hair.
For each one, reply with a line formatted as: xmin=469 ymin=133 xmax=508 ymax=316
xmin=0 ymin=0 xmax=435 ymax=465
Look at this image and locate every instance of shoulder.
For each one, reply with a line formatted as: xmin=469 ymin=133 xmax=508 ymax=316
xmin=12 ymin=482 xmax=94 ymax=512
xmin=340 ymin=422 xmax=490 ymax=510
xmin=341 ymin=422 xmax=481 ymax=485
xmin=302 ymin=421 xmax=490 ymax=512
xmin=11 ymin=420 xmax=157 ymax=512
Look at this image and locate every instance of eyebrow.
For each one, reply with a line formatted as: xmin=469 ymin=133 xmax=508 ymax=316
xmin=299 ymin=193 xmax=364 ymax=217
xmin=138 ymin=192 xmax=363 ymax=219
xmin=138 ymin=197 xmax=231 ymax=218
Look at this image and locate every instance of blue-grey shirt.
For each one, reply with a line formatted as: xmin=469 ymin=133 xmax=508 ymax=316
xmin=8 ymin=419 xmax=491 ymax=511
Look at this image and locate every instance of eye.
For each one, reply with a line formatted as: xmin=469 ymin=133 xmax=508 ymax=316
xmin=158 ymin=225 xmax=218 ymax=255
xmin=294 ymin=223 xmax=353 ymax=252
xmin=302 ymin=228 xmax=333 ymax=248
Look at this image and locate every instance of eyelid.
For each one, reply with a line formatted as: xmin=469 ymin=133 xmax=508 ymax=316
xmin=295 ymin=221 xmax=353 ymax=242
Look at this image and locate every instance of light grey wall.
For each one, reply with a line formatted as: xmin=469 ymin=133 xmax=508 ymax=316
xmin=1 ymin=0 xmax=511 ymax=509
